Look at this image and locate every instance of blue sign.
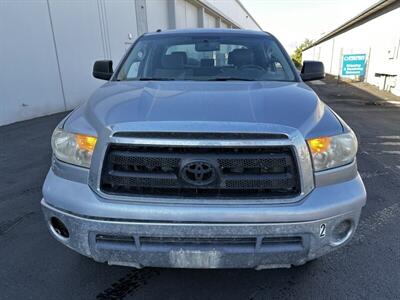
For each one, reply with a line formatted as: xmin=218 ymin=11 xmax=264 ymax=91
xmin=342 ymin=54 xmax=366 ymax=76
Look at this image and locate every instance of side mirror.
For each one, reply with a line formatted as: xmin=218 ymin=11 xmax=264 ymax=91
xmin=300 ymin=61 xmax=325 ymax=81
xmin=93 ymin=60 xmax=113 ymax=80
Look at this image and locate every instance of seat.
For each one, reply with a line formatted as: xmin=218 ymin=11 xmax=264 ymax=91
xmin=154 ymin=52 xmax=187 ymax=78
xmin=228 ymin=49 xmax=255 ymax=68
xmin=171 ymin=52 xmax=188 ymax=65
xmin=200 ymin=59 xmax=215 ymax=67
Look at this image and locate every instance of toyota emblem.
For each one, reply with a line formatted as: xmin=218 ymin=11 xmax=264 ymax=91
xmin=180 ymin=160 xmax=217 ymax=186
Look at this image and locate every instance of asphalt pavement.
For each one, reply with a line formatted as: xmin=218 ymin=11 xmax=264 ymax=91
xmin=0 ymin=77 xmax=399 ymax=299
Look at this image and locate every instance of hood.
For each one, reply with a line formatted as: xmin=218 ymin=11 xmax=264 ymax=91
xmin=65 ymin=81 xmax=343 ymax=138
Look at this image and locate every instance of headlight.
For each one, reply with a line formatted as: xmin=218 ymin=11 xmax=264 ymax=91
xmin=51 ymin=128 xmax=97 ymax=168
xmin=307 ymin=132 xmax=357 ymax=171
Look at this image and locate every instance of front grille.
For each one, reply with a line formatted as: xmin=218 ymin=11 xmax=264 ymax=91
xmin=140 ymin=236 xmax=256 ymax=246
xmin=100 ymin=144 xmax=300 ymax=199
xmin=95 ymin=234 xmax=304 ymax=251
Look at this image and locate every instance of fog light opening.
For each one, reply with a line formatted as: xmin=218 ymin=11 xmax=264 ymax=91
xmin=50 ymin=217 xmax=70 ymax=239
xmin=331 ymin=219 xmax=354 ymax=246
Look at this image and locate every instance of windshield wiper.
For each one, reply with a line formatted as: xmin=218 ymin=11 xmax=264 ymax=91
xmin=208 ymin=77 xmax=256 ymax=81
xmin=138 ymin=77 xmax=175 ymax=81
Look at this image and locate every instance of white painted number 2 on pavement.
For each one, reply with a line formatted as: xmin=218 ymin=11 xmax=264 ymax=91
xmin=320 ymin=223 xmax=327 ymax=238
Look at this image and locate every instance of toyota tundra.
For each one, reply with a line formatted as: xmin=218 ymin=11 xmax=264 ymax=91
xmin=41 ymin=29 xmax=366 ymax=269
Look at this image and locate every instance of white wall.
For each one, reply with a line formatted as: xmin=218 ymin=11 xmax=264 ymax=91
xmin=104 ymin=1 xmax=138 ymax=62
xmin=0 ymin=1 xmax=65 ymax=125
xmin=0 ymin=0 xmax=261 ymax=126
xmin=146 ymin=0 xmax=169 ymax=31
xmin=220 ymin=21 xmax=229 ymax=28
xmin=303 ymin=8 xmax=400 ymax=95
xmin=204 ymin=12 xmax=217 ymax=28
xmin=48 ymin=1 xmax=106 ymax=110
xmin=176 ymin=0 xmax=199 ymax=28
xmin=203 ymin=0 xmax=259 ymax=30
xmin=0 ymin=0 xmax=136 ymax=125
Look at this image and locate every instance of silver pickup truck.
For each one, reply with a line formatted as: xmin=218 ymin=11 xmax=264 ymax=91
xmin=41 ymin=29 xmax=366 ymax=269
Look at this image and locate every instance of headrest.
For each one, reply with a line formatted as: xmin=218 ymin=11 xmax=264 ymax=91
xmin=200 ymin=59 xmax=215 ymax=67
xmin=228 ymin=49 xmax=254 ymax=67
xmin=162 ymin=52 xmax=187 ymax=69
xmin=171 ymin=52 xmax=188 ymax=64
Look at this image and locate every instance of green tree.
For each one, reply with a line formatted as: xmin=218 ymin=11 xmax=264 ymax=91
xmin=291 ymin=39 xmax=313 ymax=69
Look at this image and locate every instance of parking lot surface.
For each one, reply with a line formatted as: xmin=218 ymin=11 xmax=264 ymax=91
xmin=0 ymin=77 xmax=399 ymax=299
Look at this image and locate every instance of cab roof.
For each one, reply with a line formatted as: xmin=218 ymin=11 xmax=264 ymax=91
xmin=143 ymin=28 xmax=270 ymax=38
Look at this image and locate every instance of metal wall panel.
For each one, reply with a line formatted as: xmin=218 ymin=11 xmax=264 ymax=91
xmin=185 ymin=1 xmax=199 ymax=28
xmin=0 ymin=0 xmax=65 ymax=126
xmin=146 ymin=0 xmax=170 ymax=31
xmin=47 ymin=0 xmax=105 ymax=110
xmin=203 ymin=0 xmax=260 ymax=30
xmin=175 ymin=0 xmax=199 ymax=28
xmin=204 ymin=12 xmax=216 ymax=28
xmin=104 ymin=0 xmax=138 ymax=63
xmin=175 ymin=0 xmax=186 ymax=28
xmin=220 ymin=21 xmax=229 ymax=28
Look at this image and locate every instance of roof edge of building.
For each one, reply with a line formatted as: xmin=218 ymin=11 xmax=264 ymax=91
xmin=303 ymin=0 xmax=400 ymax=51
xmin=235 ymin=0 xmax=264 ymax=30
xmin=197 ymin=0 xmax=263 ymax=30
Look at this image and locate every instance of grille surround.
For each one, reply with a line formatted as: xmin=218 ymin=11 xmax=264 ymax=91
xmin=100 ymin=143 xmax=301 ymax=199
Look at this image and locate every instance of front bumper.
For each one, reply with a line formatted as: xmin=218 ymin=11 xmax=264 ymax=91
xmin=42 ymin=201 xmax=361 ymax=269
xmin=41 ymin=168 xmax=366 ymax=269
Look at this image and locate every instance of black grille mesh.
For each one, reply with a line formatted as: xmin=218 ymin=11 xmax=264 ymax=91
xmin=225 ymin=175 xmax=294 ymax=189
xmin=218 ymin=157 xmax=288 ymax=168
xmin=100 ymin=144 xmax=300 ymax=198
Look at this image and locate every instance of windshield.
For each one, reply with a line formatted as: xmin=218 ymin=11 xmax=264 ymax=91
xmin=116 ymin=34 xmax=296 ymax=82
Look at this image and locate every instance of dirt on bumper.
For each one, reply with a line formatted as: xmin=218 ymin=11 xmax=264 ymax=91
xmin=41 ymin=200 xmax=361 ymax=269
